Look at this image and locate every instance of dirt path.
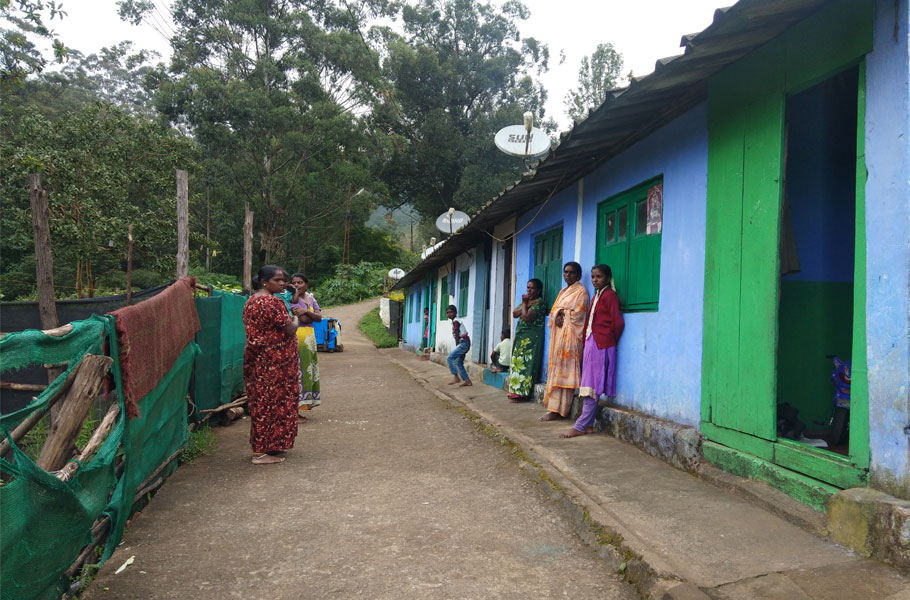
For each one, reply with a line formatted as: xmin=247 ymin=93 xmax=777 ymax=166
xmin=84 ymin=299 xmax=636 ymax=599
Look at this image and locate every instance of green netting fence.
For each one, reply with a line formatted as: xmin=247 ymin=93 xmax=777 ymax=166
xmin=192 ymin=290 xmax=246 ymax=418
xmin=0 ymin=309 xmax=205 ymax=600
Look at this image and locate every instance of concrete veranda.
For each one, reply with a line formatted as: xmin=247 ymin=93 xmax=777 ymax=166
xmin=390 ymin=341 xmax=910 ymax=599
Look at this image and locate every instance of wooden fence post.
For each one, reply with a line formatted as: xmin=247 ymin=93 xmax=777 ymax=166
xmin=29 ymin=173 xmax=65 ymax=421
xmin=125 ymin=224 xmax=134 ymax=305
xmin=176 ymin=169 xmax=189 ymax=278
xmin=243 ymin=203 xmax=253 ymax=291
xmin=29 ymin=173 xmax=59 ymax=331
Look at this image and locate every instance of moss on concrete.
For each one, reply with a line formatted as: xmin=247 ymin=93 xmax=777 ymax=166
xmin=702 ymin=441 xmax=837 ymax=511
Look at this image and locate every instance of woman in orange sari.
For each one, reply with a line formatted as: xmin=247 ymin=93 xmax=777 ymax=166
xmin=539 ymin=262 xmax=589 ymax=421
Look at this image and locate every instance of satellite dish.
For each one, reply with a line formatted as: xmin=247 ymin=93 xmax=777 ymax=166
xmin=387 ymin=268 xmax=406 ymax=280
xmin=494 ymin=125 xmax=550 ymax=157
xmin=436 ymin=210 xmax=470 ymax=234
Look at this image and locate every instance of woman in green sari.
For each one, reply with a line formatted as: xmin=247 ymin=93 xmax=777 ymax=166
xmin=507 ymin=278 xmax=546 ymax=401
xmin=290 ymin=274 xmax=322 ymax=420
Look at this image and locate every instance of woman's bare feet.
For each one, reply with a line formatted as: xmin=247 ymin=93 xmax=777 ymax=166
xmin=448 ymin=378 xmax=461 ymax=385
xmin=559 ymin=428 xmax=587 ymax=438
xmin=459 ymin=380 xmax=472 ymax=387
xmin=252 ymin=454 xmax=286 ymax=465
xmin=538 ymin=412 xmax=562 ymax=422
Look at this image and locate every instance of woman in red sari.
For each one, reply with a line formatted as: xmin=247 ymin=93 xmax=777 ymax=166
xmin=243 ymin=265 xmax=300 ymax=464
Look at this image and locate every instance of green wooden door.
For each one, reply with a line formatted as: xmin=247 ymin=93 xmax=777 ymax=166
xmin=703 ymin=94 xmax=784 ymax=440
xmin=702 ymin=0 xmax=873 ymax=487
xmin=533 ymin=227 xmax=563 ymax=309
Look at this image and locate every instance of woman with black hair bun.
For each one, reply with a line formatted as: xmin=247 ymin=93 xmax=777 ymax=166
xmin=242 ymin=265 xmax=300 ymax=464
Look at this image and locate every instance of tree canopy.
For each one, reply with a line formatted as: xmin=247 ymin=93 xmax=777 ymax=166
xmin=374 ymin=0 xmax=555 ymax=219
xmin=0 ymin=0 xmax=569 ymax=300
xmin=564 ymin=42 xmax=624 ymax=124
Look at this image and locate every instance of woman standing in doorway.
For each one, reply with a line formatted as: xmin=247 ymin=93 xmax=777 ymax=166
xmin=243 ymin=265 xmax=300 ymax=464
xmin=540 ymin=262 xmax=589 ymax=421
xmin=507 ymin=278 xmax=546 ymax=401
xmin=562 ymin=264 xmax=624 ymax=438
xmin=290 ymin=274 xmax=322 ymax=420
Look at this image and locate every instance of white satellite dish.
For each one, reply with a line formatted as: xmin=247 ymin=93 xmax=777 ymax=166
xmin=388 ymin=268 xmax=406 ymax=280
xmin=436 ymin=210 xmax=470 ymax=234
xmin=494 ymin=125 xmax=550 ymax=157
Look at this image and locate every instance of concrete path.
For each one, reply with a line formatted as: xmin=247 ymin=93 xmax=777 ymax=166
xmin=84 ymin=300 xmax=636 ymax=600
xmin=389 ymin=349 xmax=910 ymax=599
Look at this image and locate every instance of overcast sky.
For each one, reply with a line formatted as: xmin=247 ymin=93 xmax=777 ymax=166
xmin=42 ymin=0 xmax=723 ymax=130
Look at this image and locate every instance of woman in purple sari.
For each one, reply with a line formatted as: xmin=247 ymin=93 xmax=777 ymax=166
xmin=561 ymin=264 xmax=624 ymax=438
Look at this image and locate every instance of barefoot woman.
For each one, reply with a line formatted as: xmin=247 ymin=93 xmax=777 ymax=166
xmin=507 ymin=279 xmax=546 ymax=401
xmin=561 ymin=265 xmax=624 ymax=438
xmin=243 ymin=265 xmax=300 ymax=464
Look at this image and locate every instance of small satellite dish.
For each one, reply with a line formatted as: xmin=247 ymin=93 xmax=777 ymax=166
xmin=494 ymin=125 xmax=550 ymax=157
xmin=388 ymin=268 xmax=406 ymax=280
xmin=436 ymin=210 xmax=470 ymax=234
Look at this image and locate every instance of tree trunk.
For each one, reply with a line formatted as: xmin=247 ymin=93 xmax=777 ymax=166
xmin=176 ymin=169 xmax=189 ymax=278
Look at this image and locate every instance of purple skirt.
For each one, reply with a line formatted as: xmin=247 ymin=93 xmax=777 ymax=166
xmin=578 ymin=334 xmax=617 ymax=398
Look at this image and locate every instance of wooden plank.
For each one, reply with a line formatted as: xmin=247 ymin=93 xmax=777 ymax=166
xmin=783 ymin=0 xmax=873 ymax=94
xmin=737 ymin=94 xmax=784 ymax=440
xmin=36 ymin=355 xmax=114 ymax=472
xmin=703 ymin=107 xmax=745 ymax=429
xmin=773 ymin=439 xmax=868 ymax=489
xmin=701 ymin=422 xmax=775 ymax=461
xmin=176 ymin=169 xmax=189 ymax=279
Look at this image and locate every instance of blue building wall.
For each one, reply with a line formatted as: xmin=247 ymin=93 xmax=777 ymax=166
xmin=515 ymin=103 xmax=709 ymax=426
xmin=865 ymin=0 xmax=910 ymax=496
xmin=513 ymin=184 xmax=579 ymax=381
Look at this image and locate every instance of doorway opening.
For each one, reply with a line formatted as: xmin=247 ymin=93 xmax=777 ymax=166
xmin=777 ymin=65 xmax=859 ymax=456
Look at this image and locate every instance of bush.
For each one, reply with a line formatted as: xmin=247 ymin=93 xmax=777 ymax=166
xmin=313 ymin=262 xmax=388 ymax=307
xmin=189 ymin=267 xmax=243 ymax=293
xmin=358 ymin=306 xmax=399 ymax=348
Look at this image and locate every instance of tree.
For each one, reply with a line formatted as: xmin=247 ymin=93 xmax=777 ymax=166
xmin=0 ymin=0 xmax=67 ymax=94
xmin=122 ymin=0 xmax=399 ymax=283
xmin=564 ymin=42 xmax=623 ymax=124
xmin=374 ymin=0 xmax=555 ymax=219
xmin=2 ymin=42 xmax=161 ymax=122
xmin=0 ymin=102 xmax=198 ymax=298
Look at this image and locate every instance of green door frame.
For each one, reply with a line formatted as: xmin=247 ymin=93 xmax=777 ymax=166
xmin=701 ymin=0 xmax=872 ymax=491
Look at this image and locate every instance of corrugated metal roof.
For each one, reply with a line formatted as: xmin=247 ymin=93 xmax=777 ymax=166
xmin=393 ymin=0 xmax=830 ymax=290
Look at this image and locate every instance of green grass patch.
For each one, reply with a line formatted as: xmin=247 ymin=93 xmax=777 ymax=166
xmin=19 ymin=412 xmax=99 ymax=462
xmin=358 ymin=306 xmax=399 ymax=348
xmin=180 ymin=425 xmax=216 ymax=463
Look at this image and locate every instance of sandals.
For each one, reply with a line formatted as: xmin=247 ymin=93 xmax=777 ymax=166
xmin=251 ymin=454 xmax=286 ymax=465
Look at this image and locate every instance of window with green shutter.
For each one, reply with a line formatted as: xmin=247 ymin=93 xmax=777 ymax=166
xmin=596 ymin=178 xmax=662 ymax=312
xmin=533 ymin=227 xmax=563 ymax=309
xmin=457 ymin=269 xmax=469 ymax=316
